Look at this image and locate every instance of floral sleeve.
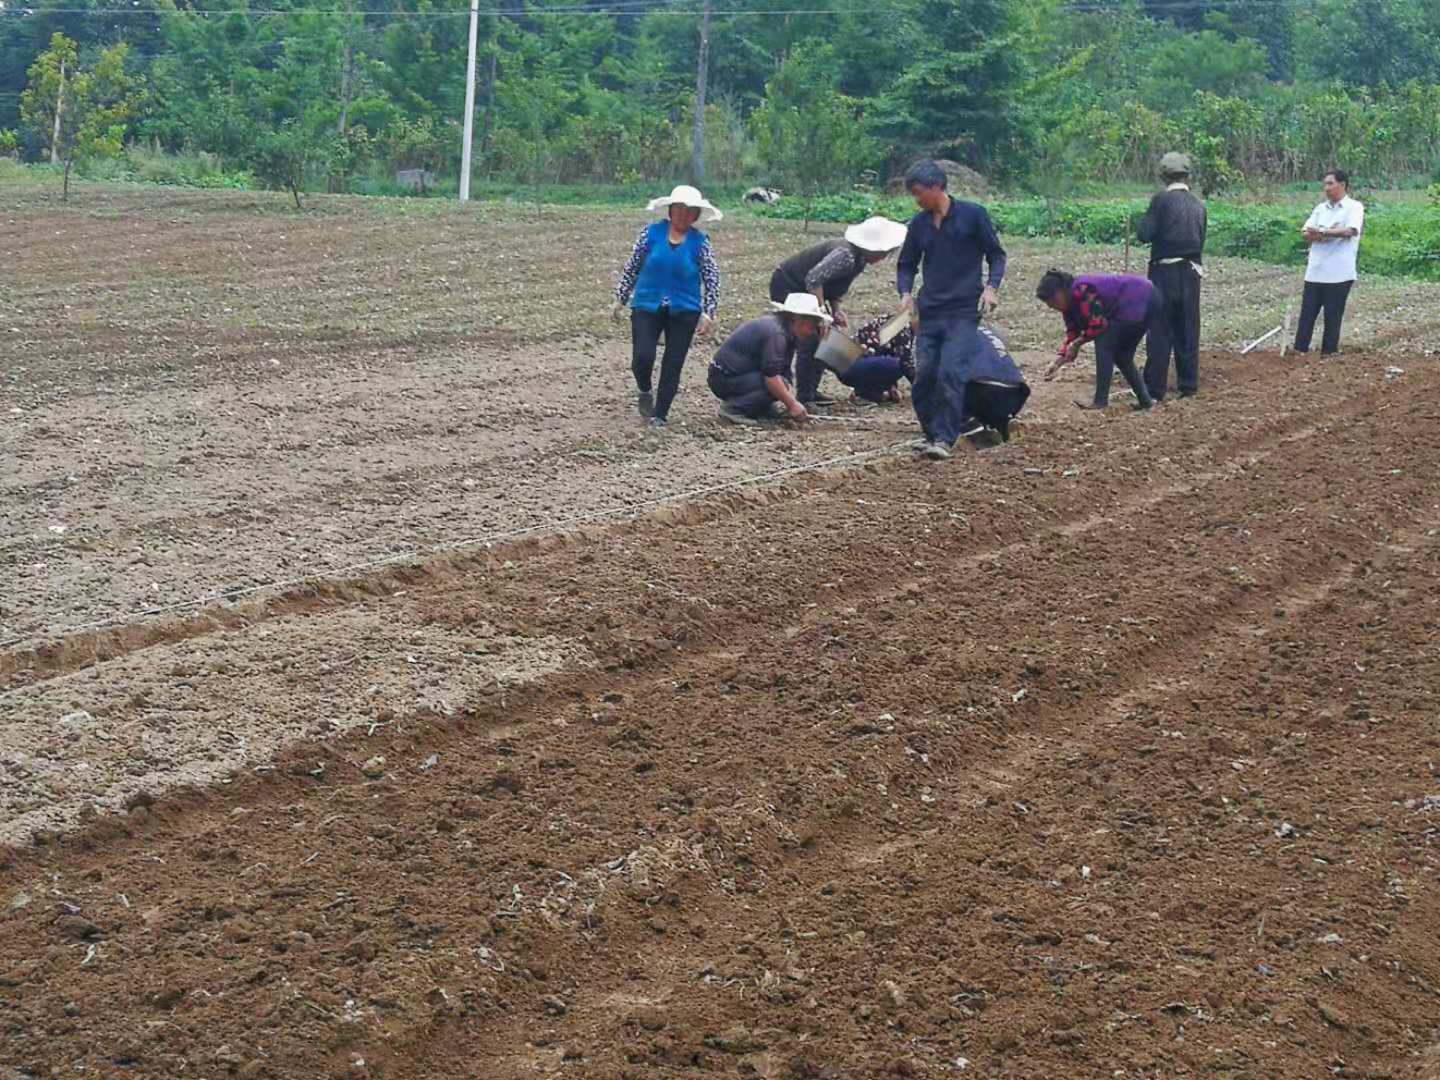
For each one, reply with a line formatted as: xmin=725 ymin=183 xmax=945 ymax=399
xmin=614 ymin=226 xmax=652 ymax=308
xmin=1062 ymin=283 xmax=1109 ymax=351
xmin=697 ymin=234 xmax=721 ymax=317
xmin=803 ymin=245 xmax=859 ymax=292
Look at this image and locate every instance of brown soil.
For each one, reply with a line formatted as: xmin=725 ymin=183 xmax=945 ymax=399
xmin=2 ymin=188 xmax=1439 ymax=1080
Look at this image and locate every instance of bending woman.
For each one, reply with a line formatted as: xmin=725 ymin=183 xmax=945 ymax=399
xmin=613 ymin=184 xmax=723 ymax=427
xmin=1036 ymin=270 xmax=1157 ymax=411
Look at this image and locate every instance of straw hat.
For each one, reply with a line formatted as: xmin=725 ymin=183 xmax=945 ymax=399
xmin=844 ymin=216 xmax=908 ymax=253
xmin=646 ymin=184 xmax=723 ymax=223
xmin=769 ymin=292 xmax=834 ymax=324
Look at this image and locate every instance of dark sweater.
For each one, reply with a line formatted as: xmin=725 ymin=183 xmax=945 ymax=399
xmin=709 ymin=314 xmax=796 ymax=379
xmin=1136 ymin=186 xmax=1207 ymax=263
xmin=773 ymin=239 xmax=866 ymax=304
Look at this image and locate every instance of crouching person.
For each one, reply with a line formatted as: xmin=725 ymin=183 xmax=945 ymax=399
xmin=708 ymin=294 xmax=830 ymax=425
xmin=964 ymin=326 xmax=1030 ymax=442
xmin=844 ymin=313 xmax=916 ymax=405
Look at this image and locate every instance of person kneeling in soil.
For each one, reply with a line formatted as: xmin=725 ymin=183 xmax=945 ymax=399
xmin=845 ymin=313 xmax=917 ymax=405
xmin=1036 ymin=269 xmax=1157 ymax=412
xmin=963 ymin=326 xmax=1031 ymax=443
xmin=707 ymin=293 xmax=830 ymax=424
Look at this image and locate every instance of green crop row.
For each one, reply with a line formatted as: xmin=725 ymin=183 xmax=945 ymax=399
xmin=755 ymin=192 xmax=1440 ymax=281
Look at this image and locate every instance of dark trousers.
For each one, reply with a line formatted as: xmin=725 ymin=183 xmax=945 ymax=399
xmin=708 ymin=367 xmax=785 ymax=417
xmin=1093 ymin=295 xmax=1159 ymax=407
xmin=913 ymin=312 xmax=980 ymax=446
xmin=838 ymin=355 xmax=904 ymax=402
xmin=1144 ymin=260 xmax=1201 ymax=398
xmin=631 ymin=306 xmax=701 ymax=421
xmin=768 ymin=269 xmax=825 ymax=401
xmin=965 ymin=381 xmax=1030 ymax=441
xmin=1294 ymin=280 xmax=1353 ymax=355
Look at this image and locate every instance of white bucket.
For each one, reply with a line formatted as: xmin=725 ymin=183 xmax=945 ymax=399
xmin=814 ymin=329 xmax=865 ymax=374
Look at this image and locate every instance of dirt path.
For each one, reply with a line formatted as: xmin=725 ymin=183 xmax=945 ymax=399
xmin=2 ymin=332 xmax=1437 ymax=1078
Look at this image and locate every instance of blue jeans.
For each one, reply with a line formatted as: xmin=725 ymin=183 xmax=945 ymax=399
xmin=839 ymin=355 xmax=904 ymax=402
xmin=912 ymin=313 xmax=979 ymax=446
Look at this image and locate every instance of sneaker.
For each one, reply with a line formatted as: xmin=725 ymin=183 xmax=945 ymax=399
xmin=647 ymin=416 xmax=668 ymax=429
xmin=1177 ymin=389 xmax=1198 ymax=398
xmin=958 ymin=416 xmax=986 ymax=437
xmin=1131 ymin=399 xmax=1155 ymax=411
xmin=637 ymin=391 xmax=654 ymax=418
xmin=1073 ymin=401 xmax=1106 ymax=411
xmin=719 ymin=405 xmax=758 ymax=426
xmin=922 ymin=441 xmax=952 ymax=461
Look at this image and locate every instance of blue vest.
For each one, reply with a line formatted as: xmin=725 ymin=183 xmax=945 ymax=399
xmin=631 ymin=221 xmax=706 ymax=313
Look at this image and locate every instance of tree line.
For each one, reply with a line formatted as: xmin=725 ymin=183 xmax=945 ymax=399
xmin=2 ymin=0 xmax=1440 ymax=203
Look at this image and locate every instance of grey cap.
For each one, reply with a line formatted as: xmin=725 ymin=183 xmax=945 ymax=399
xmin=1159 ymin=152 xmax=1192 ymax=177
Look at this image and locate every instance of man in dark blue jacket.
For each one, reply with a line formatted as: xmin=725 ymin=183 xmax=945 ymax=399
xmin=896 ymin=160 xmax=1008 ymax=461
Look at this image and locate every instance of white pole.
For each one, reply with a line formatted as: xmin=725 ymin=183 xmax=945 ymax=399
xmin=459 ymin=0 xmax=480 ymax=202
xmin=1241 ymin=324 xmax=1282 ymax=355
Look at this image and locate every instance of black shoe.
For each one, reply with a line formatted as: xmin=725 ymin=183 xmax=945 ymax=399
xmin=1074 ymin=401 xmax=1106 ymax=411
xmin=1131 ymin=398 xmax=1155 ymax=411
xmin=1178 ymin=389 xmax=1198 ymax=398
xmin=637 ymin=391 xmax=654 ymax=418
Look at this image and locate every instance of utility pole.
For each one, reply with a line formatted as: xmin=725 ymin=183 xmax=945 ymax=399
xmin=689 ymin=0 xmax=712 ymax=184
xmin=459 ymin=0 xmax=480 ymax=202
xmin=50 ymin=59 xmax=66 ymax=166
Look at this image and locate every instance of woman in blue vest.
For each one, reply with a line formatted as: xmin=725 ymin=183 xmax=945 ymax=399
xmin=612 ymin=185 xmax=723 ymax=428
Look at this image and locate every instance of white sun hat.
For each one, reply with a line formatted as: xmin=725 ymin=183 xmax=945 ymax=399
xmin=769 ymin=292 xmax=834 ymax=324
xmin=646 ymin=184 xmax=723 ymax=223
xmin=844 ymin=215 xmax=908 ymax=253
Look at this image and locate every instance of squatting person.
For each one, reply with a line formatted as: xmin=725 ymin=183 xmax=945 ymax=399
xmin=845 ymin=312 xmax=916 ymax=405
xmin=769 ymin=216 xmax=909 ymax=406
xmin=896 ymin=160 xmax=1008 ymax=461
xmin=707 ymin=293 xmax=829 ymax=424
xmin=1294 ymin=169 xmax=1363 ymax=356
xmin=1138 ymin=151 xmax=1206 ymax=401
xmin=1038 ymin=270 xmax=1158 ymax=412
xmin=613 ymin=184 xmax=723 ymax=428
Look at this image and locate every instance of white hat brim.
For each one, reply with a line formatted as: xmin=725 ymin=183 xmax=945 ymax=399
xmin=646 ymin=195 xmax=723 ymax=223
xmin=844 ymin=217 xmax=908 ymax=253
xmin=768 ymin=301 xmax=833 ymax=324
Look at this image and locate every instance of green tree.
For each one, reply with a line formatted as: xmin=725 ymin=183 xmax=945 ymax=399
xmin=1295 ymin=0 xmax=1440 ymax=87
xmin=20 ymin=34 xmax=144 ymax=199
xmin=865 ymin=0 xmax=1031 ymax=168
xmin=1142 ymin=30 xmax=1267 ymax=113
xmin=750 ymin=42 xmax=876 ymax=229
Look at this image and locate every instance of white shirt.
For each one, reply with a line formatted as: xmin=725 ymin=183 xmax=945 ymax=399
xmin=1303 ymin=196 xmax=1364 ymax=284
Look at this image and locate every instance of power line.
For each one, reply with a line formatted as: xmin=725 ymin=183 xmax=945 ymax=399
xmin=0 ymin=0 xmax=1315 ymax=17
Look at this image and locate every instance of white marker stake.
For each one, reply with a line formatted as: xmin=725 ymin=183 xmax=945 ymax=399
xmin=1241 ymin=325 xmax=1282 ymax=355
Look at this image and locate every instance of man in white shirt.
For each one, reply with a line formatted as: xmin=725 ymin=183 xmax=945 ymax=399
xmin=1294 ymin=169 xmax=1364 ymax=356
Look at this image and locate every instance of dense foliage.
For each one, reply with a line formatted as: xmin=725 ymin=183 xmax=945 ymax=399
xmin=756 ymin=190 xmax=1440 ymax=281
xmin=2 ymin=0 xmax=1440 ymax=197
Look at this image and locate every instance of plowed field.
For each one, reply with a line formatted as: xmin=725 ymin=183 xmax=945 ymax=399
xmin=2 ymin=187 xmax=1438 ymax=1080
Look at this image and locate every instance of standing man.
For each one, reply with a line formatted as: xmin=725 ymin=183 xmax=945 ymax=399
xmin=1138 ymin=151 xmax=1206 ymax=401
xmin=896 ymin=160 xmax=1007 ymax=461
xmin=1294 ymin=169 xmax=1363 ymax=356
